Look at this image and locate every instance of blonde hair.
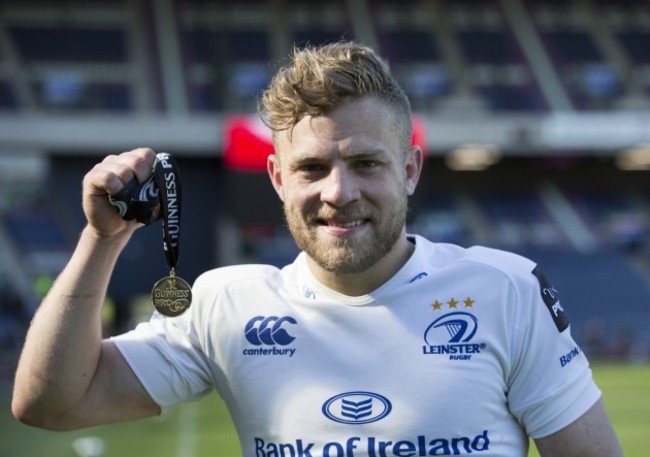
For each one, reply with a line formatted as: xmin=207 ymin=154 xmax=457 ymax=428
xmin=259 ymin=41 xmax=412 ymax=148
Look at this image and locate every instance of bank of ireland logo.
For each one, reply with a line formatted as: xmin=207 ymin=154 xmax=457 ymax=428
xmin=322 ymin=391 xmax=392 ymax=424
xmin=243 ymin=316 xmax=297 ymax=357
xmin=423 ymin=311 xmax=486 ymax=360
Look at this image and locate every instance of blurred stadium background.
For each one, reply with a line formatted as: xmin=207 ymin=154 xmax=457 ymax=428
xmin=0 ymin=0 xmax=650 ymax=454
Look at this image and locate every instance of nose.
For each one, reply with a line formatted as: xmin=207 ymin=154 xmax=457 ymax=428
xmin=320 ymin=165 xmax=361 ymax=207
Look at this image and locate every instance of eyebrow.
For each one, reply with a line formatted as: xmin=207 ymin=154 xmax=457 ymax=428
xmin=343 ymin=148 xmax=389 ymax=159
xmin=292 ymin=148 xmax=390 ymax=164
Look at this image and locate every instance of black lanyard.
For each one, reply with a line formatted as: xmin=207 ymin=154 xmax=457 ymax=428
xmin=109 ymin=152 xmax=192 ymax=316
xmin=152 ymin=153 xmax=182 ymax=274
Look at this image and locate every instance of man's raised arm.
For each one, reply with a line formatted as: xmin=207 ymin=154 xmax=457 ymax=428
xmin=12 ymin=148 xmax=161 ymax=430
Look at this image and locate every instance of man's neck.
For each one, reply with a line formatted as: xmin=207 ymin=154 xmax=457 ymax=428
xmin=306 ymin=236 xmax=415 ymax=296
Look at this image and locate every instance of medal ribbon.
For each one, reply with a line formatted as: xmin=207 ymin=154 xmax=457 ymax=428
xmin=151 ymin=153 xmax=182 ymax=274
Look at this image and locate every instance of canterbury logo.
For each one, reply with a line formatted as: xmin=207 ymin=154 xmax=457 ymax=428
xmin=244 ymin=315 xmax=297 ymax=346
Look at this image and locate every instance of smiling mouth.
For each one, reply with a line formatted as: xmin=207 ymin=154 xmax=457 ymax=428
xmin=316 ymin=218 xmax=368 ymax=229
xmin=312 ymin=208 xmax=371 ymax=229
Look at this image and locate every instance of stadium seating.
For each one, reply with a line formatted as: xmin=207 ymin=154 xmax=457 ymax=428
xmin=0 ymin=0 xmax=649 ymax=360
xmin=1 ymin=0 xmax=648 ymax=113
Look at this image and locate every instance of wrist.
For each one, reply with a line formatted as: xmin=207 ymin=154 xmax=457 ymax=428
xmin=80 ymin=224 xmax=134 ymax=250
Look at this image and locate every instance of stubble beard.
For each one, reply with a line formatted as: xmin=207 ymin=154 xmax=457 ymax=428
xmin=284 ymin=197 xmax=408 ymax=275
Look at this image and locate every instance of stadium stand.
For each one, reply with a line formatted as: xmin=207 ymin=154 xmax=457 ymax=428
xmin=0 ymin=0 xmax=649 ymax=362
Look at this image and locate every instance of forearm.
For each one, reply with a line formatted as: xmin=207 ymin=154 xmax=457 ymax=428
xmin=12 ymin=225 xmax=133 ymax=425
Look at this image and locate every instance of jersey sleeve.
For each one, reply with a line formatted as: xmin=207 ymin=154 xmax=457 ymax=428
xmin=506 ymin=264 xmax=601 ymax=439
xmin=111 ymin=299 xmax=214 ymax=409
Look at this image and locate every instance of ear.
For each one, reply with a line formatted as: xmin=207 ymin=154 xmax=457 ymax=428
xmin=267 ymin=154 xmax=285 ymax=201
xmin=405 ymin=145 xmax=423 ymax=196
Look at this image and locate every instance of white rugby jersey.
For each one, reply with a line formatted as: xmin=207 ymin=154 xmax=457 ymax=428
xmin=113 ymin=235 xmax=600 ymax=457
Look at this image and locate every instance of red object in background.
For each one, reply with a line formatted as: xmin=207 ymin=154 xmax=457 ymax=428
xmin=223 ymin=116 xmax=274 ymax=172
xmin=223 ymin=115 xmax=426 ymax=172
xmin=411 ymin=115 xmax=427 ymax=156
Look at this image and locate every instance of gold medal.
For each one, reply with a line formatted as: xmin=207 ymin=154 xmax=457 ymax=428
xmin=137 ymin=153 xmax=191 ymax=317
xmin=151 ymin=270 xmax=192 ymax=317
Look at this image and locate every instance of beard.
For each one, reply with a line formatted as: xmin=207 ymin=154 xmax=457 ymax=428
xmin=284 ymin=196 xmax=408 ymax=275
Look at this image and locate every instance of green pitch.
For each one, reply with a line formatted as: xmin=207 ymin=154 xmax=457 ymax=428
xmin=528 ymin=363 xmax=649 ymax=457
xmin=2 ymin=363 xmax=648 ymax=457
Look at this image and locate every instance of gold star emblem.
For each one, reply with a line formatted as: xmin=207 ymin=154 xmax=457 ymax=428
xmin=432 ymin=300 xmax=443 ymax=310
xmin=463 ymin=297 xmax=475 ymax=308
xmin=447 ymin=298 xmax=458 ymax=309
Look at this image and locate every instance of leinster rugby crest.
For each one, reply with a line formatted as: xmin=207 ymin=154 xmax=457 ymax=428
xmin=423 ymin=297 xmax=486 ymax=361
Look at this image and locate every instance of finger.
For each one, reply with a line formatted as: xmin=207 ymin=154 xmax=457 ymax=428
xmin=105 ymin=148 xmax=156 ymax=185
xmin=129 ymin=148 xmax=157 ymax=183
xmin=86 ymin=161 xmax=132 ymax=199
xmin=83 ymin=149 xmax=153 ymax=198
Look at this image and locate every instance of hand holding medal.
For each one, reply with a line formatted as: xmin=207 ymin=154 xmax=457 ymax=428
xmin=108 ymin=152 xmax=192 ymax=317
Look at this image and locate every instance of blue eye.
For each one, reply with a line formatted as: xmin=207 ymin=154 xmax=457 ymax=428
xmin=355 ymin=160 xmax=378 ymax=169
xmin=299 ymin=163 xmax=326 ymax=172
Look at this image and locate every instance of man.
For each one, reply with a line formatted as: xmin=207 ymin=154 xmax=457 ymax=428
xmin=13 ymin=42 xmax=622 ymax=456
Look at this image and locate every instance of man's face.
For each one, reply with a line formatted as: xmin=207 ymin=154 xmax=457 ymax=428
xmin=268 ymin=97 xmax=421 ymax=277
